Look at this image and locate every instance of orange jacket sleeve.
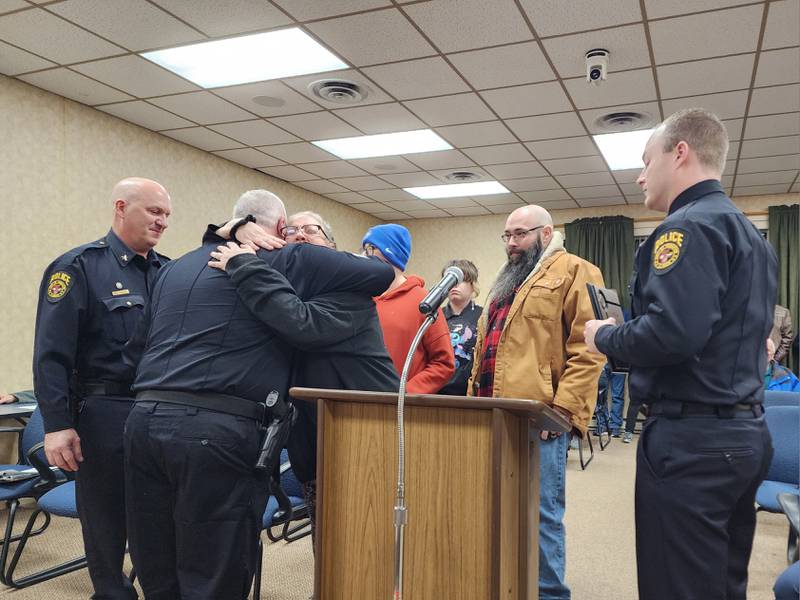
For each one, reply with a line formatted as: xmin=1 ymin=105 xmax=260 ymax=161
xmin=406 ymin=308 xmax=455 ymax=394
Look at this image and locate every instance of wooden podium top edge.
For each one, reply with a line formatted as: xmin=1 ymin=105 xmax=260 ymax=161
xmin=288 ymin=387 xmax=570 ymax=432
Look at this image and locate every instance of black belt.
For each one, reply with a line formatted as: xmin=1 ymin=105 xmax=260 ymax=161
xmin=77 ymin=381 xmax=135 ymax=398
xmin=649 ymin=401 xmax=764 ymax=419
xmin=135 ymin=390 xmax=266 ymax=422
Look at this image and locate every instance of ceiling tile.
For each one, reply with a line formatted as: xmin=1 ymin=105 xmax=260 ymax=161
xmin=334 ymin=103 xmax=425 ymax=134
xmin=658 ymin=54 xmax=755 ymax=97
xmin=212 ymin=148 xmax=282 ymax=168
xmin=580 ymin=102 xmax=661 ymax=134
xmin=258 ymin=142 xmax=336 ymax=163
xmin=541 ymin=24 xmax=650 ymax=78
xmin=792 ymin=181 xmax=800 ymax=193
xmin=537 ymin=199 xmax=580 ymax=209
xmin=723 ymin=159 xmax=737 ymax=175
xmin=362 ymin=57 xmax=469 ymax=100
xmin=644 ymin=0 xmax=756 ymax=19
xmin=385 ymin=199 xmax=436 ymax=211
xmin=733 ymin=183 xmax=793 ymax=196
xmin=208 ymin=120 xmax=299 ymax=146
xmin=568 ymin=184 xmax=620 ymax=198
xmin=296 ymin=161 xmax=368 ymax=178
xmin=360 ymin=188 xmax=417 ymax=201
xmin=447 ymin=41 xmax=555 ymax=90
xmin=160 ymin=126 xmax=242 ymax=151
xmin=744 ymin=113 xmax=800 ymax=139
xmin=564 ymin=68 xmax=656 ymax=109
xmin=476 ymin=193 xmax=523 ymax=205
xmin=331 ymin=175 xmax=392 ymax=191
xmin=426 ymin=197 xmax=481 ymax=209
xmin=737 ymin=155 xmax=800 ymax=173
xmin=505 ymin=111 xmax=587 ymax=140
xmin=0 ymin=8 xmax=124 ymax=63
xmin=518 ymin=0 xmax=642 ymax=36
xmin=0 ymin=40 xmax=55 ymax=75
xmin=270 ymin=111 xmax=362 ymax=140
xmin=283 ymin=69 xmax=394 ymax=108
xmin=403 ymin=208 xmax=451 ymax=218
xmin=576 ymin=196 xmax=627 ymax=207
xmin=739 ymin=136 xmax=800 ymax=158
xmin=257 ymin=164 xmax=316 ymax=182
xmin=371 ymin=208 xmax=412 ymax=219
xmin=748 ymin=85 xmax=800 ymax=116
xmin=150 ymin=0 xmax=293 ymax=37
xmin=613 ymin=169 xmax=641 ymax=184
xmin=435 ymin=121 xmax=516 ymax=147
xmin=0 ymin=1 xmax=27 ymax=14
xmin=214 ymin=81 xmax=323 ymax=118
xmin=350 ymin=156 xmax=421 ymax=174
xmin=724 ymin=118 xmax=744 ymax=141
xmin=72 ymin=55 xmax=199 ymax=98
xmin=649 ymin=5 xmax=763 ymax=65
xmin=729 ymin=141 xmax=740 ymax=157
xmin=19 ymin=67 xmax=132 ymax=105
xmin=618 ymin=182 xmax=643 ymax=195
xmin=556 ymin=172 xmax=615 ymax=187
xmin=305 ymin=8 xmax=434 ymax=67
xmin=462 ymin=143 xmax=533 ymax=165
xmin=755 ymin=48 xmax=800 ymax=87
xmin=294 ymin=179 xmax=349 ymax=194
xmin=379 ymin=171 xmax=441 ymax=187
xmin=446 ymin=205 xmax=492 ymax=216
xmin=272 ymin=0 xmax=391 ymax=21
xmin=484 ymin=162 xmax=547 ymax=180
xmin=404 ymin=149 xmax=475 ymax=170
xmin=480 ymin=81 xmax=571 ymax=119
xmin=98 ymin=100 xmax=194 ymax=130
xmin=762 ymin=0 xmax=800 ymax=50
xmin=543 ymin=155 xmax=608 ymax=175
xmin=735 ymin=170 xmax=798 ymax=186
xmin=404 ymin=93 xmax=494 ymax=126
xmin=403 ymin=0 xmax=531 ymax=53
xmin=503 ymin=176 xmax=561 ymax=192
xmin=323 ymin=192 xmax=375 ymax=205
xmin=721 ymin=175 xmax=734 ymax=187
xmin=487 ymin=202 xmax=526 ymax=214
xmin=150 ymin=92 xmax=253 ymax=124
xmin=525 ymin=136 xmax=598 ymax=160
xmin=661 ymin=90 xmax=748 ymax=121
xmin=517 ymin=189 xmax=571 ymax=202
xmin=50 ymin=0 xmax=203 ymax=52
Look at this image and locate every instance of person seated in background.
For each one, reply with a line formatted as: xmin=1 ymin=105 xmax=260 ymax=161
xmin=770 ymin=304 xmax=793 ymax=365
xmin=765 ymin=338 xmax=800 ymax=391
xmin=593 ymin=363 xmax=626 ymax=437
xmin=438 ymin=259 xmax=482 ymax=396
xmin=362 ymin=224 xmax=454 ymax=394
xmin=0 ymin=390 xmax=36 ymax=404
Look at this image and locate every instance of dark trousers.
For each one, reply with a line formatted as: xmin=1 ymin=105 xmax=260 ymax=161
xmin=625 ymin=397 xmax=645 ymax=433
xmin=635 ymin=412 xmax=773 ymax=600
xmin=75 ymin=397 xmax=137 ymax=600
xmin=123 ymin=402 xmax=269 ymax=600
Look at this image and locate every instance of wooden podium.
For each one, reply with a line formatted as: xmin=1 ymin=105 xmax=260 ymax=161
xmin=289 ymin=388 xmax=570 ymax=600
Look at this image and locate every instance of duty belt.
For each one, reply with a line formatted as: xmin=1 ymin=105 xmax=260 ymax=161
xmin=135 ymin=390 xmax=266 ymax=422
xmin=649 ymin=401 xmax=764 ymax=419
xmin=77 ymin=380 xmax=135 ymax=398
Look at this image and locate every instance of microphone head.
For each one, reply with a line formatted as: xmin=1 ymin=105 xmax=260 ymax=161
xmin=445 ymin=266 xmax=464 ymax=284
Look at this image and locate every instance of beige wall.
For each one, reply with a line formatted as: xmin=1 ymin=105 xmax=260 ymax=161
xmin=401 ymin=193 xmax=799 ymax=306
xmin=0 ymin=75 xmax=379 ymax=390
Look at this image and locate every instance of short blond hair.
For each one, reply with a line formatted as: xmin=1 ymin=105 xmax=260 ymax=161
xmin=660 ymin=108 xmax=729 ymax=174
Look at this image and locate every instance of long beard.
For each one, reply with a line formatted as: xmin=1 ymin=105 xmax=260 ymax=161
xmin=490 ymin=239 xmax=544 ymax=302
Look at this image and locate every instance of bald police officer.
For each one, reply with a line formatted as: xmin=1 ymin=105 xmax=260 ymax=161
xmin=585 ymin=109 xmax=776 ymax=600
xmin=34 ymin=178 xmax=171 ymax=599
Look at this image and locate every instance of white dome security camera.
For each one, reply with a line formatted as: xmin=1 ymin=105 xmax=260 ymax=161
xmin=586 ymin=49 xmax=609 ymax=84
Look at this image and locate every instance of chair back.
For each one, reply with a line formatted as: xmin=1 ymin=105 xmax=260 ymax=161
xmin=765 ymin=406 xmax=800 ymax=485
xmin=20 ymin=408 xmax=46 ymax=466
xmin=765 ymin=390 xmax=800 ymax=408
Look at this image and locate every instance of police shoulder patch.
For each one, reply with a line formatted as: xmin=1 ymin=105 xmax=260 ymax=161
xmin=46 ymin=271 xmax=73 ymax=302
xmin=652 ymin=228 xmax=688 ymax=274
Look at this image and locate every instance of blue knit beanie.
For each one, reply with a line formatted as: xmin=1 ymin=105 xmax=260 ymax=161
xmin=362 ymin=224 xmax=412 ymax=271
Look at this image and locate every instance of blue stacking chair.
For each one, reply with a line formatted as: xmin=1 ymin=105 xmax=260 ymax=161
xmin=765 ymin=390 xmax=800 ymax=408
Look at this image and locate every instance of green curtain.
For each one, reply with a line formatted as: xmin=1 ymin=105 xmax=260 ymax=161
xmin=564 ymin=216 xmax=635 ymax=309
xmin=768 ymin=204 xmax=799 ymax=372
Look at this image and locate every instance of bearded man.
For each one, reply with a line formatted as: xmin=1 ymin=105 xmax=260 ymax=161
xmin=469 ymin=205 xmax=606 ymax=600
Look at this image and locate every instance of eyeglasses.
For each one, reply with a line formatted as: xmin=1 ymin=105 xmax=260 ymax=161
xmin=281 ymin=224 xmax=329 ymax=239
xmin=500 ymin=225 xmax=543 ymax=243
xmin=362 ymin=243 xmax=377 ymax=256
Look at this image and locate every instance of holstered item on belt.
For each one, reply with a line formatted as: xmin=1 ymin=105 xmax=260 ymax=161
xmin=136 ymin=389 xmax=266 ymax=422
xmin=255 ymin=396 xmax=296 ymax=472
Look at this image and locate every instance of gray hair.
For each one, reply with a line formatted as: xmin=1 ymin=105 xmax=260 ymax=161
xmin=659 ymin=108 xmax=729 ymax=174
xmin=233 ymin=189 xmax=286 ymax=228
xmin=288 ymin=210 xmax=335 ymax=243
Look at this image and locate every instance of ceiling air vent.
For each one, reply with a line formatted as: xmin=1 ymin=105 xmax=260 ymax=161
xmin=444 ymin=171 xmax=482 ymax=182
xmin=308 ymin=79 xmax=368 ymax=104
xmin=593 ymin=111 xmax=654 ymax=133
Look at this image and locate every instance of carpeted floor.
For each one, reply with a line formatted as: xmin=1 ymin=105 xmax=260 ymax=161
xmin=0 ymin=434 xmax=787 ymax=599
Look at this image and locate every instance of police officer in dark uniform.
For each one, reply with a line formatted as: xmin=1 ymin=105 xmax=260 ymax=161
xmin=33 ymin=177 xmax=172 ymax=600
xmin=584 ymin=109 xmax=776 ymax=600
xmin=122 ymin=189 xmax=394 ymax=600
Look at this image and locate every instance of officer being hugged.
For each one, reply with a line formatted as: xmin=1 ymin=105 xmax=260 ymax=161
xmin=33 ymin=177 xmax=172 ymax=599
xmin=584 ymin=108 xmax=777 ymax=600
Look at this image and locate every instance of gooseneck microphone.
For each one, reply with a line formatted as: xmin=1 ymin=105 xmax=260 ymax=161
xmin=418 ymin=266 xmax=464 ymax=314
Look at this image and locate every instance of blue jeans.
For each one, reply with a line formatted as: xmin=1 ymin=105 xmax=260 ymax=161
xmin=597 ymin=366 xmax=626 ymax=434
xmin=608 ymin=372 xmax=626 ymax=432
xmin=539 ymin=432 xmax=569 ymax=599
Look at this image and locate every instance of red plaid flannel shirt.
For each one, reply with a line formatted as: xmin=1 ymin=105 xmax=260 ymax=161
xmin=476 ymin=293 xmax=515 ymax=397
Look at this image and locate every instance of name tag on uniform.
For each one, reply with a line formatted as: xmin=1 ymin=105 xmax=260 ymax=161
xmin=111 ymin=289 xmax=130 ymax=296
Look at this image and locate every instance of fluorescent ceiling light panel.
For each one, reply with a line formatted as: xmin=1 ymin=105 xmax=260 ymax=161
xmin=141 ymin=28 xmax=347 ymax=88
xmin=593 ymin=129 xmax=654 ymax=170
xmin=404 ymin=181 xmax=510 ymax=199
xmin=312 ymin=129 xmax=452 ymax=159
